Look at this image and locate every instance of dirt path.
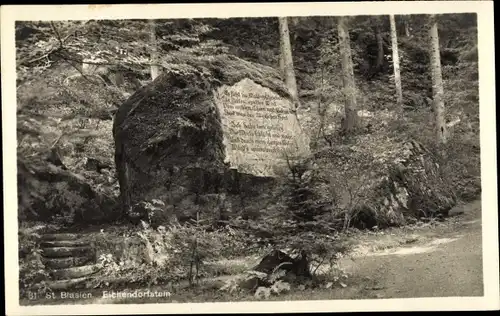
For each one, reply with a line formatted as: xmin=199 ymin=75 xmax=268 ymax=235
xmin=333 ymin=199 xmax=483 ymax=299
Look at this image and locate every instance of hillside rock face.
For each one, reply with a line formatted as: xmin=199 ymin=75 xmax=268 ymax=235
xmin=113 ymin=54 xmax=310 ymax=222
xmin=17 ymin=157 xmax=118 ymax=223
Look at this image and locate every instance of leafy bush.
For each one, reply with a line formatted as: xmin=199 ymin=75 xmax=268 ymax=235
xmin=226 ymin=158 xmax=353 ymax=276
xmin=429 ymin=135 xmax=480 ymax=202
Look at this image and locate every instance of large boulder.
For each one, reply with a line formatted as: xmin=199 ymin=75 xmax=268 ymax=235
xmin=113 ymin=54 xmax=309 ymax=222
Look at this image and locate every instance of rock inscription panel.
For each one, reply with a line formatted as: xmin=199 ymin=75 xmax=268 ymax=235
xmin=214 ymin=78 xmax=310 ymax=177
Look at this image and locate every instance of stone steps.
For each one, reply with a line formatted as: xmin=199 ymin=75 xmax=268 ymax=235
xmin=50 ymin=264 xmax=101 ymax=280
xmin=41 ymin=233 xmax=81 ymax=241
xmin=37 ymin=233 xmax=100 ymax=290
xmin=39 ymin=277 xmax=91 ymax=291
xmin=40 ymin=240 xmax=90 ymax=248
xmin=42 ymin=246 xmax=94 ymax=258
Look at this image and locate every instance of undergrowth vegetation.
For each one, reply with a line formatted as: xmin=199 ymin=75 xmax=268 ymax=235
xmin=84 ymin=214 xmax=259 ymax=288
xmin=16 ymin=14 xmax=480 ymax=299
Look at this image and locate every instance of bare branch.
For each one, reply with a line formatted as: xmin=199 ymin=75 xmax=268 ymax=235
xmin=22 ymin=53 xmax=50 ymax=66
xmin=61 ymin=20 xmax=91 ymax=43
xmin=55 ymin=50 xmax=105 ymax=86
xmin=49 ymin=22 xmax=64 ymax=47
xmin=312 ymin=255 xmax=327 ymax=276
xmin=50 ymin=133 xmax=64 ymax=148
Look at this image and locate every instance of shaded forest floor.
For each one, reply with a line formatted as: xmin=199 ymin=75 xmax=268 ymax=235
xmin=21 ymin=200 xmax=483 ymax=305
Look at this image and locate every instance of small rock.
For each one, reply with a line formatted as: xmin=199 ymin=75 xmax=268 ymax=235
xmin=255 ymin=286 xmax=271 ymax=300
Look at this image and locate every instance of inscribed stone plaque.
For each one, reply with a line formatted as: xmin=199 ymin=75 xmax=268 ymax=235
xmin=214 ymin=78 xmax=310 ymax=177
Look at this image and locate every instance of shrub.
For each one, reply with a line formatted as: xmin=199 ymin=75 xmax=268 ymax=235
xmin=95 ymin=218 xmax=229 ymax=287
xmin=398 ymin=107 xmax=481 ymax=203
xmin=225 ymin=157 xmax=353 ymax=281
xmin=429 ymin=135 xmax=481 ymax=202
xmin=19 ymin=247 xmax=51 ymax=299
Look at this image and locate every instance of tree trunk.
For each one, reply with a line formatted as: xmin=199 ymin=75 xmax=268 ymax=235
xmin=390 ymin=15 xmax=403 ymax=108
xmin=149 ymin=19 xmax=160 ymax=81
xmin=278 ymin=17 xmax=300 ymax=109
xmin=428 ymin=14 xmax=447 ymax=144
xmin=404 ymin=16 xmax=411 ymax=37
xmin=337 ymin=16 xmax=359 ymax=133
xmin=279 ymin=53 xmax=285 ymax=78
xmin=375 ymin=18 xmax=384 ymax=71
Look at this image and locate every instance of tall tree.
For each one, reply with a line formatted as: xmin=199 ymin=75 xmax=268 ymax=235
xmin=149 ymin=19 xmax=160 ymax=80
xmin=374 ymin=16 xmax=385 ymax=71
xmin=390 ymin=15 xmax=403 ymax=108
xmin=428 ymin=14 xmax=447 ymax=144
xmin=337 ymin=16 xmax=359 ymax=133
xmin=278 ymin=17 xmax=300 ymax=109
